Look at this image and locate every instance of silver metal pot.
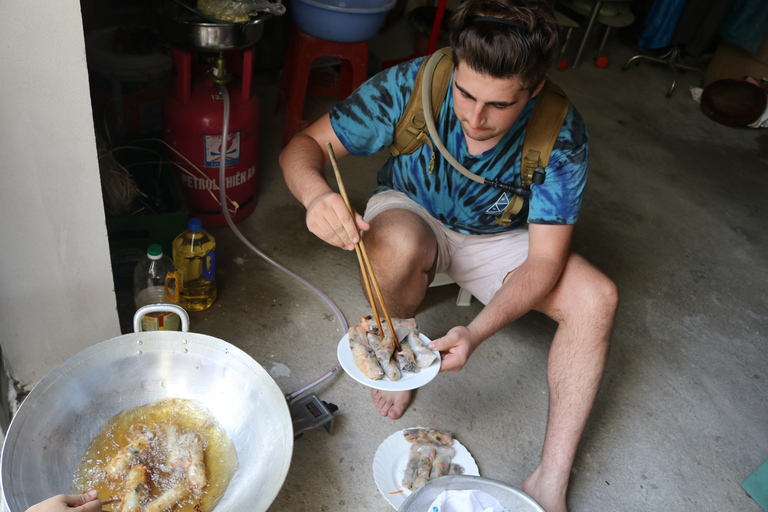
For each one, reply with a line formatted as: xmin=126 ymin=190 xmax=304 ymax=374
xmin=156 ymin=1 xmax=273 ymax=51
xmin=1 ymin=305 xmax=292 ymax=512
xmin=398 ymin=475 xmax=545 ymax=512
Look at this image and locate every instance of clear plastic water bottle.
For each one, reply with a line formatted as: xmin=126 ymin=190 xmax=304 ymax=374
xmin=133 ymin=244 xmax=181 ymax=331
xmin=172 ymin=218 xmax=217 ymax=311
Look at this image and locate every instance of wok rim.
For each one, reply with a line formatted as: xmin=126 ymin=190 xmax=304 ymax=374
xmin=0 ymin=330 xmax=293 ymax=512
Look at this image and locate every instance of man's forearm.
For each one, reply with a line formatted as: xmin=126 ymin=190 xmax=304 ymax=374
xmin=279 ymin=132 xmax=334 ymax=209
xmin=466 ymin=255 xmax=566 ymax=345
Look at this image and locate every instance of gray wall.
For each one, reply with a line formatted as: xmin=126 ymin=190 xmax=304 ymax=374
xmin=0 ymin=0 xmax=121 ymax=395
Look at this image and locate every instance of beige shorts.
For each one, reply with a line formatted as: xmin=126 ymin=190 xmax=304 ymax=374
xmin=363 ymin=190 xmax=530 ymax=305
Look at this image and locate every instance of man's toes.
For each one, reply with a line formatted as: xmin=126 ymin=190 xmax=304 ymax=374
xmin=387 ymin=392 xmax=411 ymax=419
xmin=371 ymin=389 xmax=392 ymax=416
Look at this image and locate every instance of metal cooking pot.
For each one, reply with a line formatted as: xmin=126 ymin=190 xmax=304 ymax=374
xmin=1 ymin=305 xmax=292 ymax=512
xmin=398 ymin=475 xmax=545 ymax=512
xmin=156 ymin=0 xmax=273 ymax=51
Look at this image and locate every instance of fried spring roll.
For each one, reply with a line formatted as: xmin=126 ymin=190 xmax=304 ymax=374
xmin=358 ymin=315 xmax=378 ymax=335
xmin=367 ymin=333 xmax=401 ymax=381
xmin=393 ymin=318 xmax=437 ymax=369
xmin=393 ymin=318 xmax=419 ymax=335
xmin=402 ymin=428 xmax=422 ymax=442
xmin=351 ymin=341 xmax=385 ymax=380
xmin=162 ymin=424 xmax=184 ymax=472
xmin=406 ymin=332 xmax=438 ymax=369
xmin=186 ymin=435 xmax=208 ymax=492
xmin=120 ymin=463 xmax=146 ymax=512
xmin=411 ymin=443 xmax=437 ymax=491
xmin=349 ymin=325 xmax=369 ymax=344
xmin=380 ymin=357 xmax=401 ymax=381
xmin=105 ymin=433 xmax=150 ymax=480
xmin=368 ymin=332 xmax=395 ymax=362
xmin=395 ymin=342 xmax=418 ymax=373
xmin=429 ymin=445 xmax=455 ymax=480
xmin=401 ymin=442 xmax=422 ymax=490
xmin=402 ymin=428 xmax=453 ymax=446
xmin=143 ymin=484 xmax=189 ymax=512
xmin=349 ymin=327 xmax=384 ymax=380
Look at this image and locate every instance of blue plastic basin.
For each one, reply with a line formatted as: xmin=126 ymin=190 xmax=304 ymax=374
xmin=291 ymin=0 xmax=397 ymax=42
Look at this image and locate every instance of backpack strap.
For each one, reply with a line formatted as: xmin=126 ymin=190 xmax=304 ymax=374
xmin=495 ymin=79 xmax=570 ymax=226
xmin=388 ymin=48 xmax=453 ymax=175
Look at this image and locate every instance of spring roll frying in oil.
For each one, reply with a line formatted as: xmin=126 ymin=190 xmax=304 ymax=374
xmin=143 ymin=484 xmax=190 ymax=512
xmin=119 ymin=464 xmax=146 ymax=512
xmin=184 ymin=433 xmax=208 ymax=492
xmin=104 ymin=433 xmax=150 ymax=480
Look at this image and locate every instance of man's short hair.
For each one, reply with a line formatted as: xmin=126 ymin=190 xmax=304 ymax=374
xmin=449 ymin=0 xmax=560 ymax=90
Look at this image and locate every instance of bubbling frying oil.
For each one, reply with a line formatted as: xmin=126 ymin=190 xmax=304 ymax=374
xmin=73 ymin=398 xmax=238 ymax=512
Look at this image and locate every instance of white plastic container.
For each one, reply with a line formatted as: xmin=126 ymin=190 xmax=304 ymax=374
xmin=133 ymin=244 xmax=181 ymax=331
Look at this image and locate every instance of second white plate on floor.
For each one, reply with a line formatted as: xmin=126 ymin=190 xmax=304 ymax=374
xmin=337 ymin=333 xmax=440 ymax=391
xmin=372 ymin=428 xmax=480 ymax=510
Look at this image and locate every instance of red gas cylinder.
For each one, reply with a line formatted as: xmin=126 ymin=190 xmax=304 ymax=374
xmin=163 ymin=46 xmax=259 ymax=227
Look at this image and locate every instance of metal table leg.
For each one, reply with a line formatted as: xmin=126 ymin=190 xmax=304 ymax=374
xmin=571 ymin=0 xmax=602 ymax=68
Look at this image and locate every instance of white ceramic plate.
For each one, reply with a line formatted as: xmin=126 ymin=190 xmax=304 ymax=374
xmin=372 ymin=428 xmax=480 ymax=510
xmin=337 ymin=333 xmax=440 ymax=391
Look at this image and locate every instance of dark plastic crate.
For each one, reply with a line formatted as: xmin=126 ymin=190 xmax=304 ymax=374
xmin=106 ymin=166 xmax=188 ymax=291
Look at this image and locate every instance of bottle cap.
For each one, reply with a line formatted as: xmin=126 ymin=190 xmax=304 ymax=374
xmin=188 ymin=218 xmax=202 ymax=232
xmin=147 ymin=244 xmax=163 ymax=260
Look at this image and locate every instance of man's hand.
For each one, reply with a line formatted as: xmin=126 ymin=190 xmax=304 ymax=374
xmin=306 ymin=191 xmax=369 ymax=250
xmin=428 ymin=326 xmax=481 ymax=372
xmin=26 ymin=491 xmax=102 ymax=512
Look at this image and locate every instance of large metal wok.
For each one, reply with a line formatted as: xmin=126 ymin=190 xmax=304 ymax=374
xmin=1 ymin=305 xmax=292 ymax=512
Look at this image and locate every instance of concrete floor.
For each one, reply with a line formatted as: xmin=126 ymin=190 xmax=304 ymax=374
xmin=145 ymin=19 xmax=768 ymax=512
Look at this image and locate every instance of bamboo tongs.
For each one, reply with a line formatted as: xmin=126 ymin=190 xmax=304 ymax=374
xmin=326 ymin=142 xmax=401 ymax=352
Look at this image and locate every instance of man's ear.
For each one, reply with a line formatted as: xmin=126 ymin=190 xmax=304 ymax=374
xmin=530 ymin=77 xmax=547 ymax=98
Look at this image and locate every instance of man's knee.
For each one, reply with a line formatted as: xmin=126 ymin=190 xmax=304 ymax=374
xmin=590 ymin=272 xmax=619 ymax=322
xmin=541 ymin=254 xmax=618 ymax=325
xmin=365 ymin=209 xmax=437 ymax=269
xmin=571 ymin=256 xmax=618 ymax=313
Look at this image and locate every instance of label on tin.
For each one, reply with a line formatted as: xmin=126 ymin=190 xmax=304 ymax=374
xmin=141 ymin=312 xmax=181 ymax=331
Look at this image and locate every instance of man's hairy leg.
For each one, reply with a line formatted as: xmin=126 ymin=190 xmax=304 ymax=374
xmin=362 ymin=209 xmax=437 ymax=420
xmin=523 ymin=253 xmax=617 ymax=512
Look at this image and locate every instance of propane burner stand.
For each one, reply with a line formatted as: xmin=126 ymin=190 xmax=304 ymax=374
xmin=290 ymin=392 xmax=338 ymax=440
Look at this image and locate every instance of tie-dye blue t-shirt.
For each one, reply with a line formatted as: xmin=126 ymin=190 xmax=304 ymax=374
xmin=329 ymin=56 xmax=589 ymax=235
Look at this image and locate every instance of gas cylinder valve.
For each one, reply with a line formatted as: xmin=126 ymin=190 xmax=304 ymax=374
xmin=206 ymin=52 xmax=232 ymax=85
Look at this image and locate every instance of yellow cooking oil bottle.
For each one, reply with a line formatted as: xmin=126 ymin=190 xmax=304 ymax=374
xmin=172 ymin=218 xmax=217 ymax=311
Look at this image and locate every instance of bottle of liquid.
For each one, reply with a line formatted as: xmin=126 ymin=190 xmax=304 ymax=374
xmin=173 ymin=218 xmax=217 ymax=311
xmin=133 ymin=244 xmax=181 ymax=331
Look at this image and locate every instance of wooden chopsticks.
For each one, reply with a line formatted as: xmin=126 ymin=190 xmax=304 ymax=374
xmin=326 ymin=142 xmax=401 ymax=352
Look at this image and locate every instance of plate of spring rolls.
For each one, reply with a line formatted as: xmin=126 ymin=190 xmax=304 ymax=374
xmin=372 ymin=427 xmax=480 ymax=510
xmin=337 ymin=317 xmax=441 ymax=391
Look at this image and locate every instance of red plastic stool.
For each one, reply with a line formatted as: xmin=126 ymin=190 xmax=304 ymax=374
xmin=277 ymin=26 xmax=369 ymax=147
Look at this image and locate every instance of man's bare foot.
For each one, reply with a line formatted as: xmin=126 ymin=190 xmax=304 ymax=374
xmin=523 ymin=466 xmax=568 ymax=512
xmin=371 ymin=389 xmax=411 ymax=419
